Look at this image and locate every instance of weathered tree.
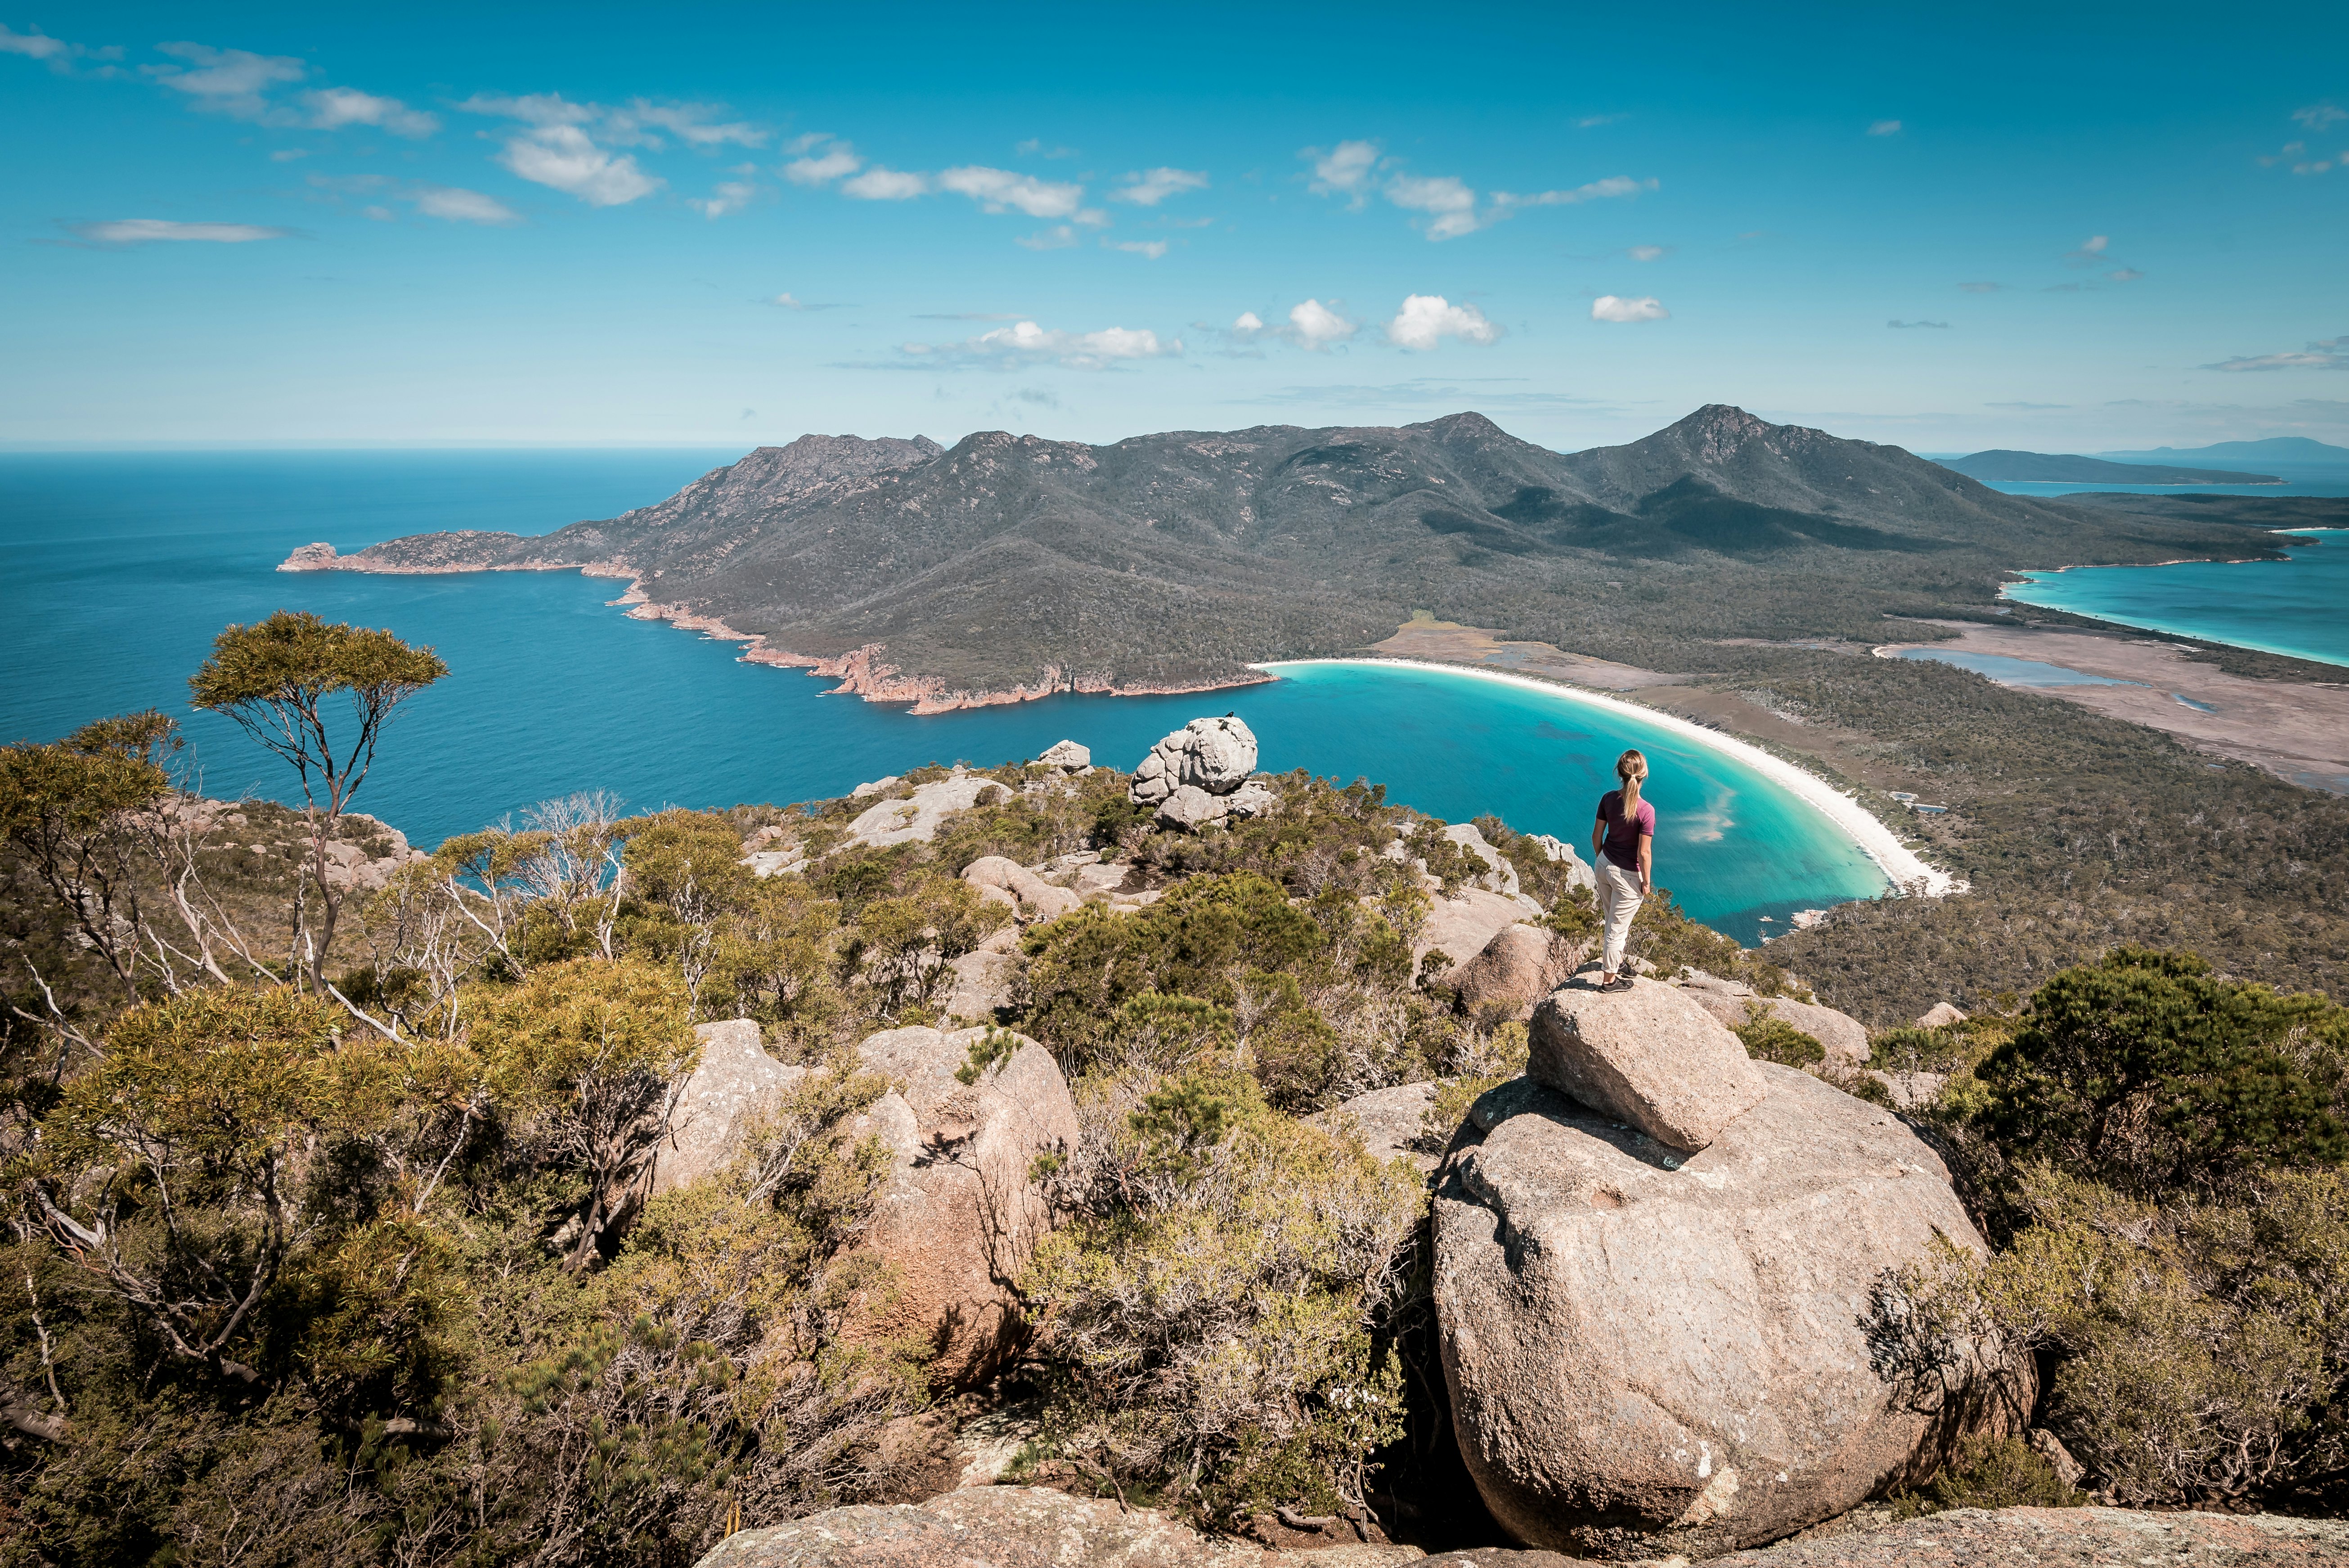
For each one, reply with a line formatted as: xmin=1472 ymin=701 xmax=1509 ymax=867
xmin=189 ymin=611 xmax=446 ymax=991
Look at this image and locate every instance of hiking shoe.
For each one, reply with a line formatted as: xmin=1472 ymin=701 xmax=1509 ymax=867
xmin=1600 ymin=976 xmax=1635 ymax=993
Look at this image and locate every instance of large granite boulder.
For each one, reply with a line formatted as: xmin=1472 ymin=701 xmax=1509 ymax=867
xmin=1036 ymin=738 xmax=1092 ymax=773
xmin=961 ymin=855 xmax=1082 ymax=921
xmin=649 ymin=1020 xmax=807 ymax=1197
xmin=1527 ymin=978 xmax=1767 ymax=1153
xmin=1527 ymin=833 xmax=1600 ymax=896
xmin=1453 ymin=924 xmax=1587 ymax=1020
xmin=1435 ymin=1069 xmax=2030 ymax=1558
xmin=847 ymin=771 xmax=1011 ymax=849
xmin=1306 ymin=1080 xmax=1442 ymax=1174
xmin=694 ymin=1485 xmax=1420 ymax=1567
xmin=1915 ymin=1002 xmax=1967 ymax=1029
xmin=1415 ymin=888 xmax=1541 ymax=981
xmin=1129 ymin=716 xmax=1258 ymax=807
xmin=844 ymin=1025 xmax=1078 ymax=1384
xmin=1442 ymin=822 xmax=1521 ymax=899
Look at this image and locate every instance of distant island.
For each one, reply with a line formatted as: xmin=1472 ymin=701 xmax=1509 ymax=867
xmin=279 ymin=405 xmax=2309 ymax=710
xmin=2101 ymin=436 xmax=2349 ymax=463
xmin=1937 ymin=449 xmax=2281 ymax=485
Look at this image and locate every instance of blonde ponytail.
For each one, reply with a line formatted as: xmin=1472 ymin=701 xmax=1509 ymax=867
xmin=1616 ymin=749 xmax=1648 ymax=807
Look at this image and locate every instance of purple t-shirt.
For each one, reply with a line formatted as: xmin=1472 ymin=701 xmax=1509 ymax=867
xmin=1596 ymin=789 xmax=1655 ymax=873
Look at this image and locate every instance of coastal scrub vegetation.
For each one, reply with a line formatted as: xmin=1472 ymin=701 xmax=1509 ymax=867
xmin=7 ymin=612 xmax=2349 ymax=1559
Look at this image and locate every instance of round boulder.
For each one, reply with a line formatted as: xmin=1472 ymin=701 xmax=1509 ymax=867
xmin=1434 ymin=1069 xmax=2031 ymax=1558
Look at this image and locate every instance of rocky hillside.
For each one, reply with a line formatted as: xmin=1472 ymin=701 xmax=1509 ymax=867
xmin=283 ymin=407 xmax=2286 ymax=700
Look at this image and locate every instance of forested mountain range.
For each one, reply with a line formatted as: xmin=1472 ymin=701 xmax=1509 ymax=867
xmin=295 ymin=405 xmax=2292 ymax=695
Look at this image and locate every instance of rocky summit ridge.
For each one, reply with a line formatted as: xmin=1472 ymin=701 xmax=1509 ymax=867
xmin=279 ymin=407 xmax=2274 ymax=706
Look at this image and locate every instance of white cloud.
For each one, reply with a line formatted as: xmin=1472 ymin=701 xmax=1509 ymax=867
xmin=497 ymin=122 xmax=660 ymax=206
xmin=1888 ymin=319 xmax=1949 ymax=329
xmin=1575 ymin=112 xmax=1626 ymax=128
xmin=783 ymin=131 xmax=833 ymax=154
xmin=1112 ymin=166 xmax=1208 ymax=205
xmin=1015 ymin=225 xmax=1079 ymax=250
xmin=1491 ymin=175 xmax=1656 ymax=210
xmin=2107 ymin=267 xmax=2144 ymax=283
xmin=460 ymin=92 xmax=595 ymax=127
xmin=623 ymin=100 xmax=765 ymax=147
xmin=1305 ymin=139 xmax=1380 ymax=204
xmin=1107 ymin=238 xmax=1169 ymax=258
xmin=771 ymin=293 xmax=808 ymax=309
xmin=784 ymin=141 xmax=861 ymax=184
xmin=2066 ymin=234 xmax=2110 ymax=262
xmin=71 ymin=219 xmax=291 ymax=243
xmin=689 ymin=180 xmax=758 ymax=218
xmin=1386 ymin=294 xmax=1498 ymax=350
xmin=305 ymin=86 xmax=437 ymax=137
xmin=1015 ymin=137 xmax=1076 ymax=158
xmin=1288 ymin=298 xmax=1358 ymax=349
xmin=841 ymin=166 xmax=931 ymax=200
xmin=1591 ymin=294 xmax=1669 ymax=323
xmin=1628 ymin=244 xmax=1671 ymax=261
xmin=363 ymin=205 xmax=393 ymax=221
xmin=1867 ymin=118 xmax=1903 ymax=136
xmin=938 ymin=166 xmax=1086 ymax=218
xmin=2292 ymin=103 xmax=2346 ymax=131
xmin=145 ymin=41 xmax=304 ymax=120
xmin=411 ymin=185 xmax=519 ymax=224
xmin=0 ymin=23 xmax=70 ymax=59
xmin=2203 ymin=336 xmax=2348 ymax=373
xmin=1233 ymin=311 xmax=1266 ymax=334
xmin=270 ymin=148 xmax=309 ymax=162
xmin=903 ymin=319 xmax=1181 ymax=370
xmin=1384 ymin=173 xmax=1481 ymax=238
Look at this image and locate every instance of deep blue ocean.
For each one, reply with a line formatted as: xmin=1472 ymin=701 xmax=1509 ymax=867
xmin=3 ymin=450 xmax=1898 ymax=942
xmin=1999 ymin=529 xmax=2349 ymax=669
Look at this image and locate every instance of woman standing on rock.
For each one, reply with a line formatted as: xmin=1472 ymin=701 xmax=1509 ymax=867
xmin=1591 ymin=749 xmax=1654 ymax=993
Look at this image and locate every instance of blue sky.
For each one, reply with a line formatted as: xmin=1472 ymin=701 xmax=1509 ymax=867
xmin=4 ymin=1 xmax=2344 ymax=454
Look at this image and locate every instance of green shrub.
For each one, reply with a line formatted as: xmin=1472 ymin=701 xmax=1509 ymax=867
xmin=1979 ymin=947 xmax=2347 ymax=1199
xmin=1020 ymin=1069 xmax=1425 ymax=1524
xmin=1892 ymin=1435 xmax=2082 ymax=1518
xmin=1734 ymin=1009 xmax=1824 ymax=1069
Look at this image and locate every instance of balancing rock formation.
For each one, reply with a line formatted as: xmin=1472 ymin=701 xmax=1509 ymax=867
xmin=1436 ymin=975 xmax=2030 ymax=1558
xmin=1128 ymin=716 xmax=1278 ymax=831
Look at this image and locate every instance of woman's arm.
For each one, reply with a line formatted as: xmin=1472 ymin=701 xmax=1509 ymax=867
xmin=1592 ymin=815 xmax=1608 ymax=863
xmin=1637 ymin=833 xmax=1653 ymax=895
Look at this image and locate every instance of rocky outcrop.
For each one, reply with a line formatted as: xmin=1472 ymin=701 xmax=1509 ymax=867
xmin=845 ymin=771 xmax=1011 ymax=849
xmin=1435 ymin=1060 xmax=2030 ymax=1558
xmin=695 ymin=1485 xmax=1421 ymax=1567
xmin=845 ymin=1026 xmax=1078 ymax=1384
xmin=1527 ymin=833 xmax=1600 ymax=896
xmin=1415 ymin=889 xmax=1542 ymax=981
xmin=1441 ymin=823 xmax=1521 ymax=899
xmin=650 ymin=1020 xmax=806 ymax=1197
xmin=1307 ymin=1081 xmax=1442 ymax=1174
xmin=1713 ymin=1505 xmax=2349 ymax=1567
xmin=1915 ymin=1002 xmax=1967 ymax=1029
xmin=961 ymin=857 xmax=1082 ymax=922
xmin=1451 ymin=924 xmax=1588 ymax=1020
xmin=1036 ymin=739 xmax=1092 ymax=773
xmin=1527 ymin=978 xmax=1768 ymax=1153
xmin=1677 ymin=974 xmax=1869 ymax=1073
xmin=940 ymin=930 xmax=1022 ymax=1025
xmin=1130 ymin=716 xmax=1259 ymax=806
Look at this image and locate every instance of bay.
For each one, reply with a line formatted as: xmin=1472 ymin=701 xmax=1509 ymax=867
xmin=2000 ymin=529 xmax=2349 ymax=669
xmin=0 ymin=451 xmax=1888 ymax=943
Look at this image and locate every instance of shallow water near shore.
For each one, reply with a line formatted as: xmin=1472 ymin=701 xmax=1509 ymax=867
xmin=2001 ymin=529 xmax=2349 ymax=669
xmin=1 ymin=450 xmax=1889 ymax=942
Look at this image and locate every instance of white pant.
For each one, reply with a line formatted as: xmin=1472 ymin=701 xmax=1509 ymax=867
xmin=1599 ymin=861 xmax=1644 ymax=974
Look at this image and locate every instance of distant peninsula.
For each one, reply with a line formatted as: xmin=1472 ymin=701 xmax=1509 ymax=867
xmin=1937 ymin=449 xmax=2281 ymax=485
xmin=279 ymin=406 xmax=2309 ymax=710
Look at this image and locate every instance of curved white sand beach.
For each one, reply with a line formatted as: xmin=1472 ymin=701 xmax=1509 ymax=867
xmin=1254 ymin=657 xmax=1962 ymax=899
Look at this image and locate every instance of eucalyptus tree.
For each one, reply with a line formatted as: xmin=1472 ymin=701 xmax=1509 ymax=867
xmin=189 ymin=611 xmax=446 ymax=990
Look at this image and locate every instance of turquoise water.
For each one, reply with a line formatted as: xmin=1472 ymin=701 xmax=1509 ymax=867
xmin=1893 ymin=648 xmax=2141 ymax=687
xmin=1970 ymin=465 xmax=2349 ymax=499
xmin=0 ymin=452 xmax=1886 ymax=942
xmin=2001 ymin=529 xmax=2349 ymax=669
